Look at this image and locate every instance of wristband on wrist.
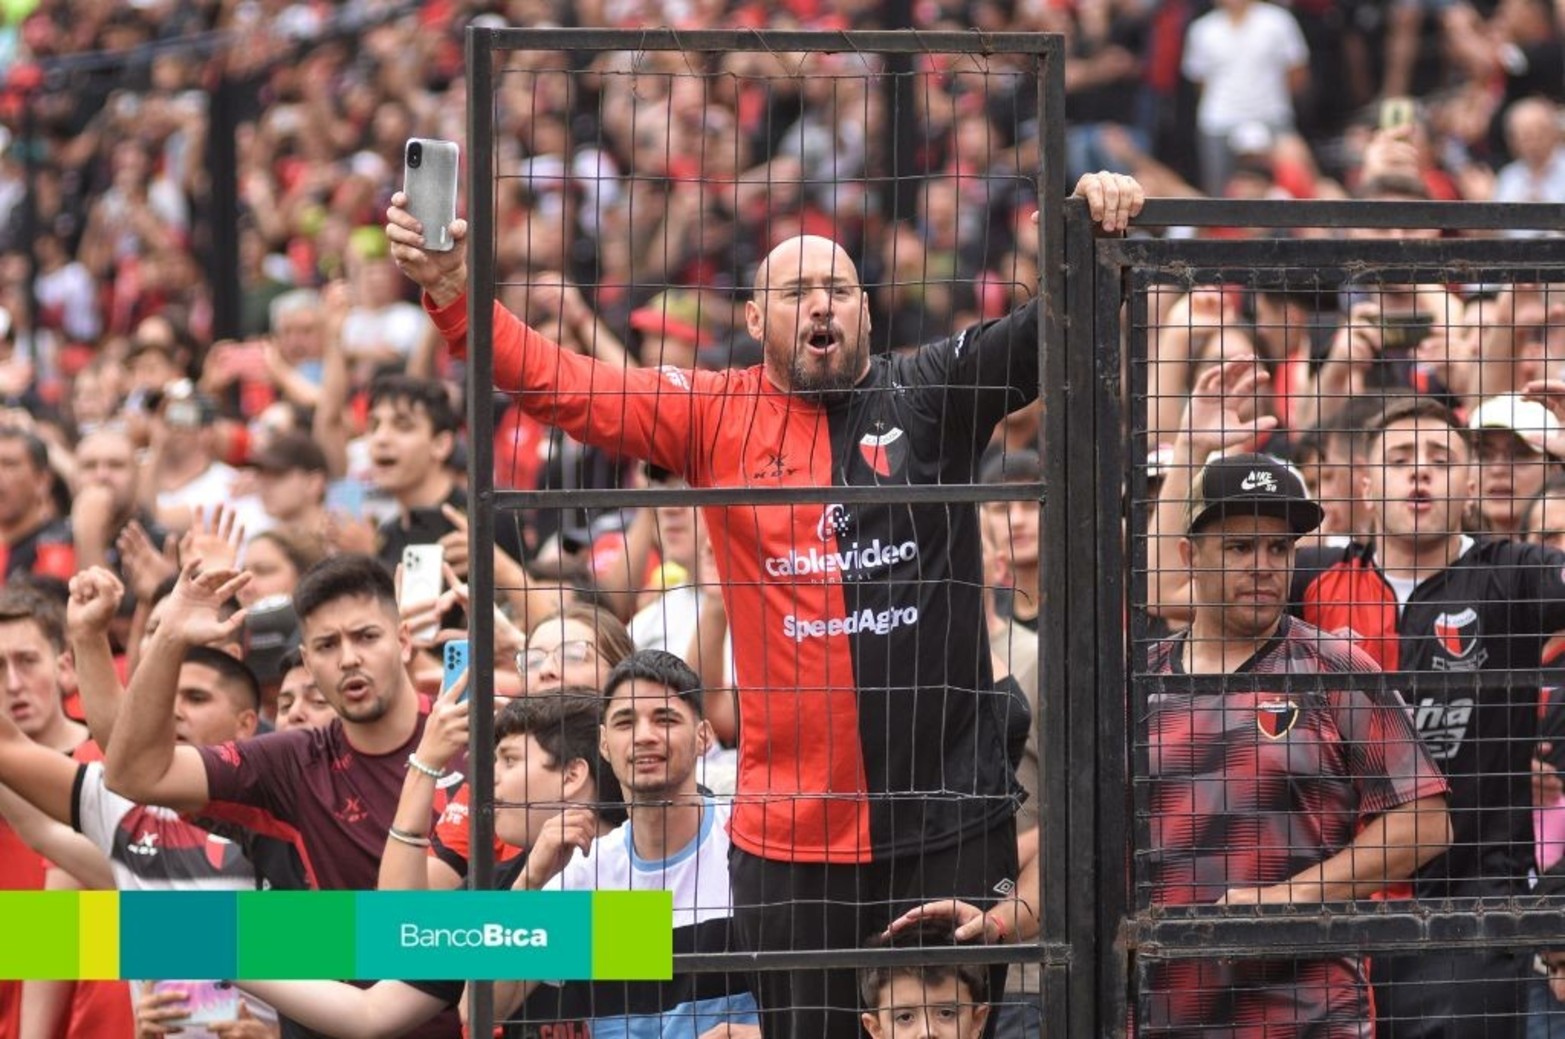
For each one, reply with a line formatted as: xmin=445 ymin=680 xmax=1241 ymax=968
xmin=407 ymin=754 xmax=447 ymax=780
xmin=986 ymin=910 xmax=1012 ymax=943
xmin=388 ymin=826 xmax=431 ymax=848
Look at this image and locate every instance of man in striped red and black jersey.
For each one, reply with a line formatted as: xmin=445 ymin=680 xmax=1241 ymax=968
xmin=1152 ymin=376 xmax=1565 ymax=1038
xmin=388 ymin=174 xmax=1145 ymax=1039
xmin=1146 ymin=452 xmax=1449 ymax=1038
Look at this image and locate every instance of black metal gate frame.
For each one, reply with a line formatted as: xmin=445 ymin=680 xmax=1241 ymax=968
xmin=1084 ymin=197 xmax=1565 ymax=1036
xmin=461 ymin=27 xmax=1070 ymax=1038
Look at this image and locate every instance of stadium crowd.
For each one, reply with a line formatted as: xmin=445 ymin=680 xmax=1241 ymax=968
xmin=0 ymin=0 xmax=1561 ymax=1037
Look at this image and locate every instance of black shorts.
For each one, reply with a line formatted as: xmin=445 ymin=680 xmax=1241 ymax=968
xmin=730 ymin=818 xmax=1020 ymax=1039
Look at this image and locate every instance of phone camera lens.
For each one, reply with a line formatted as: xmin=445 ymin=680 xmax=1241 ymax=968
xmin=408 ymin=142 xmax=422 ymax=168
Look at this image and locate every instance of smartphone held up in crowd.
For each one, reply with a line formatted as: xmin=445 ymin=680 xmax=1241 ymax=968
xmin=402 ymin=137 xmax=460 ymax=252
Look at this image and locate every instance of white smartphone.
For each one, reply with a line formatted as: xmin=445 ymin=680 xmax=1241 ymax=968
xmin=401 ymin=544 xmax=445 ymax=641
xmin=403 ymin=138 xmax=460 ymax=252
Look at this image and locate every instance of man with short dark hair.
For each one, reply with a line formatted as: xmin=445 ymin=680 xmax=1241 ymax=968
xmin=365 ymin=374 xmax=461 ymax=567
xmin=253 ymin=432 xmax=330 ymax=537
xmin=232 ymin=678 xmax=715 ymax=1039
xmin=1153 ymin=367 xmax=1565 ymax=1038
xmin=0 ymin=631 xmax=271 ymax=891
xmin=106 ymin=554 xmax=434 ymax=891
xmin=1147 ymin=451 xmax=1449 ymax=1035
xmin=492 ymin=649 xmax=757 ymax=1035
xmin=106 ymin=553 xmax=460 ymax=1038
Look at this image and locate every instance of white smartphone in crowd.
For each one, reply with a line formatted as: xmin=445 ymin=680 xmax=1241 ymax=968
xmin=401 ymin=544 xmax=445 ymax=641
xmin=403 ymin=138 xmax=460 ymax=252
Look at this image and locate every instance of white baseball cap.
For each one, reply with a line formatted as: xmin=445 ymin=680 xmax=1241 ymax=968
xmin=1468 ymin=394 xmax=1561 ymax=459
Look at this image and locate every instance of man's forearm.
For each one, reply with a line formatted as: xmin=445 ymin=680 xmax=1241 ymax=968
xmin=104 ymin=628 xmax=188 ymax=798
xmin=70 ymin=631 xmax=124 ymax=752
xmin=1147 ymin=436 xmax=1197 ymax=622
xmin=1279 ymin=795 xmax=1451 ymax=902
xmin=239 ymin=980 xmax=446 ymax=1039
xmin=378 ymin=771 xmax=441 ymax=891
xmin=0 ymin=789 xmax=113 ymax=890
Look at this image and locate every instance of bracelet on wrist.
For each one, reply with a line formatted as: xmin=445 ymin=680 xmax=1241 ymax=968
xmin=986 ymin=910 xmax=1012 ymax=943
xmin=407 ymin=754 xmax=447 ymax=780
xmin=388 ymin=826 xmax=431 ymax=848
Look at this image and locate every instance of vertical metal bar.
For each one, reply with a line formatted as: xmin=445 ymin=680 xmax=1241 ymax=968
xmin=465 ymin=23 xmax=498 ymax=1039
xmin=1125 ymin=272 xmax=1155 ymax=916
xmin=1037 ymin=36 xmax=1074 ymax=1039
xmin=881 ymin=0 xmax=916 ymax=223
xmin=1094 ymin=242 xmax=1130 ymax=1039
xmin=1062 ymin=198 xmax=1102 ymax=1039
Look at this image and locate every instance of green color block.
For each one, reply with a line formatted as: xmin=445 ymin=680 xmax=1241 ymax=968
xmin=591 ymin=891 xmax=672 ymax=980
xmin=0 ymin=893 xmax=78 ymax=979
xmin=237 ymin=892 xmax=356 ymax=980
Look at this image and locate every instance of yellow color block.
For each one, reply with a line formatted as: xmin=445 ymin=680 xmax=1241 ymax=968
xmin=77 ymin=891 xmax=119 ymax=980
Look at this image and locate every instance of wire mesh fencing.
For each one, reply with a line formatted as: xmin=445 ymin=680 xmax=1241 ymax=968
xmin=461 ymin=28 xmax=1065 ymax=1039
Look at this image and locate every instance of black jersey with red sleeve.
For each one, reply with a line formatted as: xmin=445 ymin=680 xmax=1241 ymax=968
xmin=428 ymin=293 xmax=1035 ymax=864
xmin=1142 ymin=616 xmax=1446 ymax=1038
xmin=1292 ymin=537 xmax=1565 ymax=901
xmin=0 ymin=517 xmax=75 ymax=582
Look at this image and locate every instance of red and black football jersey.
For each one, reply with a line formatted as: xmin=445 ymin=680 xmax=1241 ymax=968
xmin=1142 ymin=616 xmax=1447 ymax=1037
xmin=429 ymin=292 xmax=1036 ymax=864
xmin=1293 ymin=538 xmax=1565 ymax=901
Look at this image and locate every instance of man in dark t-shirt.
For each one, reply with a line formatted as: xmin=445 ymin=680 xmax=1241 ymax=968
xmin=1145 ymin=452 xmax=1450 ymax=1038
xmin=104 ymin=553 xmax=462 ymax=1038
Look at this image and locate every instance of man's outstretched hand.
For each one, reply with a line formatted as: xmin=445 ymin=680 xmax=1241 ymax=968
xmin=386 ymin=191 xmax=468 ymax=309
xmin=157 ymin=562 xmax=252 ymax=650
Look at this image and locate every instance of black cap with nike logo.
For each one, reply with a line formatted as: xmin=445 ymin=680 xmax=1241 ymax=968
xmin=1186 ymin=452 xmax=1324 ymax=537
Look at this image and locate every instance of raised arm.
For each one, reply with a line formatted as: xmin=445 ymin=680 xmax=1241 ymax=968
xmin=66 ymin=567 xmax=128 ymax=751
xmin=378 ymin=672 xmax=469 ymax=891
xmin=386 ymin=194 xmax=699 ymax=476
xmin=312 ymin=280 xmax=353 ymax=480
xmin=103 ymin=564 xmax=250 ymax=814
xmin=1147 ymin=358 xmax=1278 ymax=622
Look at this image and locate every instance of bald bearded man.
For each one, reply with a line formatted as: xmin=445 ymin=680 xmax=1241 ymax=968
xmin=388 ymin=172 xmax=1143 ymax=1039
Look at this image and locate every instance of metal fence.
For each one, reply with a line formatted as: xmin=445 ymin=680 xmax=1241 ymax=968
xmin=460 ymin=24 xmax=1565 ymax=1039
xmin=1109 ymin=198 xmax=1565 ymax=1039
xmin=461 ymin=27 xmax=1064 ymax=1039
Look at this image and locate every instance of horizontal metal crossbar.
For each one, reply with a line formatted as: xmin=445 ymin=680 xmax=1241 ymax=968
xmin=674 ymin=941 xmax=1070 ymax=974
xmin=1129 ymin=668 xmax=1565 ymax=696
xmin=1129 ymin=902 xmax=1565 ymax=958
xmin=491 ymin=482 xmax=1044 ymax=511
xmin=472 ymin=27 xmax=1061 ymax=54
xmin=1131 ymin=198 xmax=1565 ymax=231
xmin=1104 ymin=239 xmax=1565 ymax=279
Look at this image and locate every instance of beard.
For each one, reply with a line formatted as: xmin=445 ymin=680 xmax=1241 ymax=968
xmin=331 ymin=679 xmax=394 ymax=724
xmin=766 ymin=323 xmax=868 ymax=402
